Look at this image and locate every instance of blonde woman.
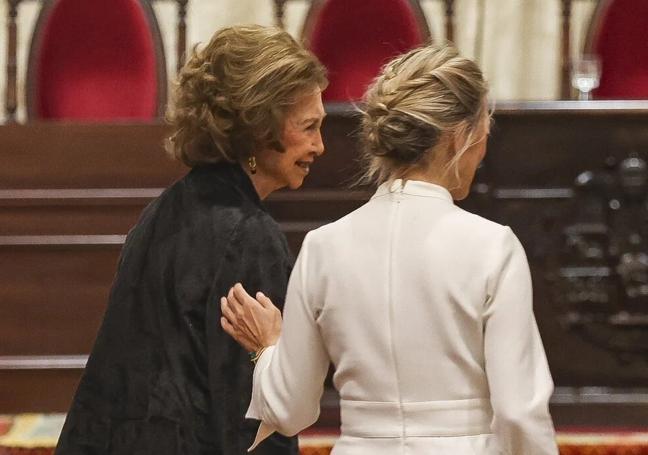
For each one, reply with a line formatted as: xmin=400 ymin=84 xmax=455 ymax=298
xmin=222 ymin=44 xmax=559 ymax=454
xmin=56 ymin=25 xmax=326 ymax=455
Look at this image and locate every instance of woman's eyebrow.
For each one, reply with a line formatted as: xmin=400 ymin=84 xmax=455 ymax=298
xmin=300 ymin=114 xmax=326 ymax=124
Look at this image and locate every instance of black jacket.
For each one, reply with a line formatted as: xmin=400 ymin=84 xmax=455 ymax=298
xmin=55 ymin=163 xmax=299 ymax=455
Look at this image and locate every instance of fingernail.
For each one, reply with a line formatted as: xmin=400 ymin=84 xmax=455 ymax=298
xmin=257 ymin=292 xmax=265 ymax=298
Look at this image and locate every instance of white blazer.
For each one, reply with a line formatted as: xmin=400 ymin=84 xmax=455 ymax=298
xmin=246 ymin=179 xmax=558 ymax=455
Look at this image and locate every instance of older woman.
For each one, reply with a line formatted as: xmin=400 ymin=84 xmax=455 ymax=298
xmin=222 ymin=44 xmax=559 ymax=454
xmin=55 ymin=25 xmax=326 ymax=455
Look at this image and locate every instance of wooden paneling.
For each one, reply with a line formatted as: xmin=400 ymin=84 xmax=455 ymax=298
xmin=0 ymin=241 xmax=120 ymax=355
xmin=487 ymin=103 xmax=648 ymax=187
xmin=2 ymin=102 xmax=648 ymax=421
xmin=0 ymin=123 xmax=184 ymax=189
xmin=0 ymin=194 xmax=152 ymax=236
xmin=0 ymin=369 xmax=82 ymax=414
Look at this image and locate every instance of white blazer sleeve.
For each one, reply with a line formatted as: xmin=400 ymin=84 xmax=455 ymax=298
xmin=245 ymin=233 xmax=330 ymax=451
xmin=484 ymin=227 xmax=558 ymax=455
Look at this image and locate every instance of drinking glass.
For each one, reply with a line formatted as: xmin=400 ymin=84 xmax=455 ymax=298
xmin=571 ymin=56 xmax=601 ymax=101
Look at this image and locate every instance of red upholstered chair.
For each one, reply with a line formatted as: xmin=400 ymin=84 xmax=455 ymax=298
xmin=303 ymin=0 xmax=430 ymax=102
xmin=26 ymin=0 xmax=166 ymax=121
xmin=587 ymin=0 xmax=648 ymax=99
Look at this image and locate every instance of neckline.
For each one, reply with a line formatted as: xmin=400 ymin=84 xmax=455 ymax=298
xmin=191 ymin=162 xmax=264 ymax=209
xmin=372 ymin=179 xmax=454 ymax=203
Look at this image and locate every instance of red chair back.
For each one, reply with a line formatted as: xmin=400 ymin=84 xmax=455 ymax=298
xmin=589 ymin=0 xmax=648 ymax=99
xmin=304 ymin=0 xmax=428 ymax=101
xmin=28 ymin=0 xmax=165 ymax=120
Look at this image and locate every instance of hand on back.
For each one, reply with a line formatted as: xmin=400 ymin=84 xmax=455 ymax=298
xmin=220 ymin=282 xmax=282 ymax=353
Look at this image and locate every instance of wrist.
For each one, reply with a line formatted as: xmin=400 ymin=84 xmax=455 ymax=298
xmin=249 ymin=346 xmax=270 ymax=364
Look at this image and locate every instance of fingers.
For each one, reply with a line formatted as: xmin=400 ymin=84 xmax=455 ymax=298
xmin=232 ymin=282 xmax=255 ymax=305
xmin=229 ymin=283 xmax=268 ymax=314
xmin=226 ymin=287 xmax=238 ymax=312
xmin=226 ymin=286 xmax=248 ymax=322
xmin=256 ymin=292 xmax=276 ymax=310
xmin=226 ymin=284 xmax=249 ymax=310
xmin=220 ymin=314 xmax=245 ymax=346
xmin=220 ymin=297 xmax=237 ymax=323
xmin=221 ymin=317 xmax=257 ymax=352
xmin=220 ymin=316 xmax=235 ymax=336
xmin=221 ymin=283 xmax=280 ymax=350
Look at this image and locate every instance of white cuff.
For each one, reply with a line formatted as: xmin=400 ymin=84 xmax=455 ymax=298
xmin=245 ymin=345 xmax=276 ymax=452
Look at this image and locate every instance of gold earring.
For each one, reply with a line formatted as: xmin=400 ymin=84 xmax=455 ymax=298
xmin=248 ymin=156 xmax=257 ymax=175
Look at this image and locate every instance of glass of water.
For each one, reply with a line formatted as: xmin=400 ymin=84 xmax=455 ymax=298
xmin=571 ymin=55 xmax=601 ymax=101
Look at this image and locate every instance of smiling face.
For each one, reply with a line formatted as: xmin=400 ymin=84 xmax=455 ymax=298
xmin=250 ymin=89 xmax=326 ymax=199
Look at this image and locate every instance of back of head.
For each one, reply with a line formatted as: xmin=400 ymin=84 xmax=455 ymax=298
xmin=360 ymin=44 xmax=488 ymax=185
xmin=166 ymin=25 xmax=327 ymax=167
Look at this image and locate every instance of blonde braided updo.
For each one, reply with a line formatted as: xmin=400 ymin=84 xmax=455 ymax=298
xmin=166 ymin=25 xmax=327 ymax=167
xmin=360 ymin=44 xmax=488 ymax=184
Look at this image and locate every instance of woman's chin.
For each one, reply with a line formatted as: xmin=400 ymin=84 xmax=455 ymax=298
xmin=287 ymin=177 xmax=306 ymax=190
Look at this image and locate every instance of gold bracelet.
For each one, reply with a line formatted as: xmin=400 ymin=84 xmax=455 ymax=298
xmin=250 ymin=346 xmax=268 ymax=364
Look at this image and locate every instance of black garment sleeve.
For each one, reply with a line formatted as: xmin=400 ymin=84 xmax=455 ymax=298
xmin=205 ymin=211 xmax=299 ymax=455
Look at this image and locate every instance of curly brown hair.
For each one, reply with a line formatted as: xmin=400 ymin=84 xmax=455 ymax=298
xmin=166 ymin=25 xmax=328 ymax=167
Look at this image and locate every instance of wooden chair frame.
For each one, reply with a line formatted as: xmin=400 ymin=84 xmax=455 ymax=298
xmin=273 ymin=0 xmax=456 ymax=43
xmin=300 ymin=0 xmax=432 ymax=45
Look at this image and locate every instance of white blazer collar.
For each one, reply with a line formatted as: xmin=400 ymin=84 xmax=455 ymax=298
xmin=372 ymin=179 xmax=454 ymax=203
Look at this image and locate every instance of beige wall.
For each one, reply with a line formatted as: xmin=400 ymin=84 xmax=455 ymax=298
xmin=0 ymin=0 xmax=597 ymax=123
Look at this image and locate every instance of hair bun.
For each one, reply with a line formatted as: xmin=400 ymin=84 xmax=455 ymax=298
xmin=357 ymin=44 xmax=487 ymax=185
xmin=362 ymin=106 xmax=439 ymax=165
